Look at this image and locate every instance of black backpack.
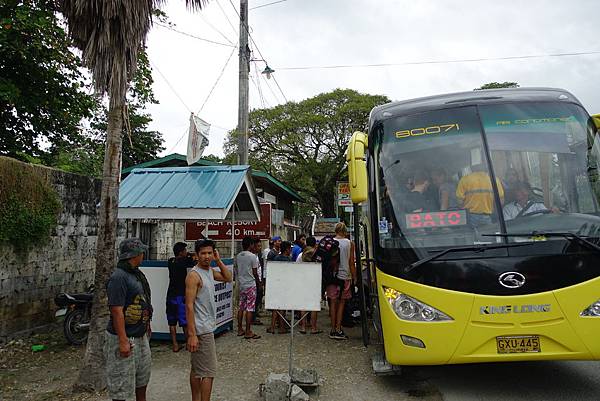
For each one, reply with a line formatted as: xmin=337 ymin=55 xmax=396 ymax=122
xmin=316 ymin=236 xmax=343 ymax=288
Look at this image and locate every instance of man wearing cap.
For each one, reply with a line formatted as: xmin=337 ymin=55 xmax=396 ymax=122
xmin=266 ymin=236 xmax=282 ymax=261
xmin=105 ymin=238 xmax=153 ymax=401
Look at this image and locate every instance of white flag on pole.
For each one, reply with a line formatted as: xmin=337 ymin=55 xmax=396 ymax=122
xmin=186 ymin=113 xmax=210 ymax=165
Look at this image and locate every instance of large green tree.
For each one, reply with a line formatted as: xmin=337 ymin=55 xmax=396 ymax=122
xmin=0 ymin=0 xmax=95 ymax=163
xmin=225 ymin=89 xmax=389 ymax=217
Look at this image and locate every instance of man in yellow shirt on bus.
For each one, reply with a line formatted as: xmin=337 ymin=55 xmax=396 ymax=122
xmin=456 ymin=164 xmax=504 ymax=226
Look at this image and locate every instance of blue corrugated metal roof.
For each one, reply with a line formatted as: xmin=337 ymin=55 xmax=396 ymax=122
xmin=119 ymin=166 xmax=248 ymax=209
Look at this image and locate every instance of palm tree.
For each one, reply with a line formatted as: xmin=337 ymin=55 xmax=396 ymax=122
xmin=59 ymin=0 xmax=208 ymax=391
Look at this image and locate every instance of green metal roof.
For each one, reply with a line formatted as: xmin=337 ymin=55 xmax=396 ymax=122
xmin=122 ymin=153 xmax=304 ymax=202
xmin=121 ymin=153 xmax=219 ymax=174
xmin=251 ymin=170 xmax=303 ymax=202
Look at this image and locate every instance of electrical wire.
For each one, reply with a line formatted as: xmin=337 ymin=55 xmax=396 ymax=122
xmin=215 ymin=0 xmax=239 ymax=37
xmin=227 ymin=0 xmax=289 ymax=103
xmin=198 ymin=13 xmax=236 ymax=45
xmin=167 ymin=45 xmax=238 ymax=153
xmin=197 ymin=45 xmax=237 ymax=114
xmin=250 ymin=63 xmax=267 ymax=108
xmin=276 ymin=50 xmax=600 ymax=71
xmin=150 ymin=60 xmax=192 ymax=113
xmin=250 ymin=0 xmax=288 ymax=10
xmin=154 ymin=22 xmax=235 ymax=47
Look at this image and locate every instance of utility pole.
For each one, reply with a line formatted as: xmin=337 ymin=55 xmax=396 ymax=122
xmin=237 ymin=0 xmax=250 ymax=165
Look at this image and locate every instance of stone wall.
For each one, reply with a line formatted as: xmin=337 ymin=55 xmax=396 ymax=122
xmin=0 ymin=162 xmax=102 ymax=340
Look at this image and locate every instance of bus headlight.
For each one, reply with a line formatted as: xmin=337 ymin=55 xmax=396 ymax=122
xmin=383 ymin=287 xmax=453 ymax=322
xmin=580 ymin=300 xmax=600 ymax=316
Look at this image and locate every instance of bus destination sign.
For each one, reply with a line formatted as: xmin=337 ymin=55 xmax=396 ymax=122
xmin=405 ymin=210 xmax=467 ymax=229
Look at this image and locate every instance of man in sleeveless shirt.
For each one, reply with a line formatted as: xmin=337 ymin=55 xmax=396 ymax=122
xmin=185 ymin=239 xmax=232 ymax=401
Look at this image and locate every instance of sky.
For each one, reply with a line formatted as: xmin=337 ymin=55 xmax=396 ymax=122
xmin=145 ymin=0 xmax=600 ymax=158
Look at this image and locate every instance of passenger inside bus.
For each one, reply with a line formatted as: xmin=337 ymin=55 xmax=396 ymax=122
xmin=431 ymin=167 xmax=459 ymax=210
xmin=502 ymin=167 xmax=520 ymax=204
xmin=403 ymin=171 xmax=436 ymax=213
xmin=502 ymin=181 xmax=558 ymax=220
xmin=456 ymin=163 xmax=504 ymax=226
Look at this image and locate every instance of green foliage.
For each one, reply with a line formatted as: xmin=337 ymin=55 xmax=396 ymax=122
xmin=225 ymin=89 xmax=389 ymax=217
xmin=0 ymin=0 xmax=95 ymax=162
xmin=0 ymin=157 xmax=61 ymax=251
xmin=475 ymin=82 xmax=520 ymax=90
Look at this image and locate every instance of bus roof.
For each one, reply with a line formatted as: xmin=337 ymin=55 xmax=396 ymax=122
xmin=369 ymin=87 xmax=583 ymax=131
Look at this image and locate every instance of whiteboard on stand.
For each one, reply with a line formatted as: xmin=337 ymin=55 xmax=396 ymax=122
xmin=265 ymin=262 xmax=322 ymax=311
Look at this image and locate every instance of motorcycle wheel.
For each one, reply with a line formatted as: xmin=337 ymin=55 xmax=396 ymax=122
xmin=64 ymin=308 xmax=89 ymax=345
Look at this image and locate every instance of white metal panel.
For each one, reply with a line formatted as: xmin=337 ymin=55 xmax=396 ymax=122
xmin=265 ymin=262 xmax=322 ymax=311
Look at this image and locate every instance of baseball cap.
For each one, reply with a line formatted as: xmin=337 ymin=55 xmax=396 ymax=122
xmin=118 ymin=238 xmax=149 ymax=260
xmin=271 ymin=236 xmax=282 ymax=241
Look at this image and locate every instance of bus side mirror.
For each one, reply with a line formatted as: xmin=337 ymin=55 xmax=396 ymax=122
xmin=346 ymin=131 xmax=369 ymax=204
xmin=593 ymin=114 xmax=600 ymax=131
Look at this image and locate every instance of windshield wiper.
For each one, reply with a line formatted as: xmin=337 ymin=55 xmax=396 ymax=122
xmin=404 ymin=243 xmax=531 ymax=274
xmin=482 ymin=231 xmax=600 ymax=254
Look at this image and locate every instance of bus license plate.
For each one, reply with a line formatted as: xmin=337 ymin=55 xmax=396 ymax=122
xmin=496 ymin=335 xmax=540 ymax=354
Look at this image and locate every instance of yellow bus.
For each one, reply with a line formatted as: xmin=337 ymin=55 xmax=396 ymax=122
xmin=346 ymin=88 xmax=600 ymax=373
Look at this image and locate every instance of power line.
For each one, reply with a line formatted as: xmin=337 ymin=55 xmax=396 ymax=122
xmin=150 ymin=60 xmax=192 ymax=113
xmin=250 ymin=62 xmax=267 ymax=108
xmin=197 ymin=45 xmax=237 ymax=114
xmin=250 ymin=0 xmax=288 ymax=10
xmin=198 ymin=13 xmax=236 ymax=45
xmin=277 ymin=50 xmax=600 ymax=71
xmin=227 ymin=0 xmax=289 ymax=102
xmin=215 ymin=0 xmax=238 ymax=37
xmin=167 ymin=45 xmax=238 ymax=153
xmin=154 ymin=22 xmax=236 ymax=47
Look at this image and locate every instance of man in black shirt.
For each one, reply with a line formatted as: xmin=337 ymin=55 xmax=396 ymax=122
xmin=106 ymin=238 xmax=152 ymax=401
xmin=166 ymin=242 xmax=195 ymax=352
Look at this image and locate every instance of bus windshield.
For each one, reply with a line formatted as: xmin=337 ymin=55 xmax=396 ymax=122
xmin=374 ymin=102 xmax=600 ymax=253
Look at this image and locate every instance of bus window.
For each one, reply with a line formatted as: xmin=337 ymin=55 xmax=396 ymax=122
xmin=376 ymin=106 xmax=502 ymax=250
xmin=480 ymin=102 xmax=600 ymax=238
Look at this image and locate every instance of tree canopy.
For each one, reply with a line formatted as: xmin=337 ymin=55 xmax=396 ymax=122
xmin=225 ymin=88 xmax=389 ymax=217
xmin=0 ymin=0 xmax=95 ymax=163
xmin=475 ymin=82 xmax=520 ymax=90
xmin=0 ymin=0 xmax=165 ymax=176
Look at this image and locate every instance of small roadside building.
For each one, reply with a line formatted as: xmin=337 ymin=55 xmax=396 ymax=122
xmin=120 ymin=153 xmax=304 ymax=259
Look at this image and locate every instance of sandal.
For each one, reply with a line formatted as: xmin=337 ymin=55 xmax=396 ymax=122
xmin=237 ymin=332 xmax=245 ymax=336
xmin=244 ymin=333 xmax=262 ymax=339
xmin=310 ymin=330 xmax=323 ymax=335
xmin=267 ymin=327 xmax=275 ymax=334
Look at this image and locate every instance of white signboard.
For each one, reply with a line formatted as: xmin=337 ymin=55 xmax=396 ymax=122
xmin=265 ymin=262 xmax=322 ymax=311
xmin=142 ymin=259 xmax=234 ymax=338
xmin=213 ymin=266 xmax=234 ymax=326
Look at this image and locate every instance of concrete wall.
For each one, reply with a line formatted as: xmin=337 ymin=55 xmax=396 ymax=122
xmin=0 ymin=163 xmax=102 ymax=340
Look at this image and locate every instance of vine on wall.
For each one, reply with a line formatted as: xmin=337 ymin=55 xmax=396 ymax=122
xmin=0 ymin=157 xmax=62 ymax=251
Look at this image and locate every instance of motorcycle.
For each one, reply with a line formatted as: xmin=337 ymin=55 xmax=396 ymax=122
xmin=54 ymin=285 xmax=94 ymax=345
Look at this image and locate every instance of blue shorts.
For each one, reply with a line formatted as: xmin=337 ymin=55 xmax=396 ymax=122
xmin=166 ymin=296 xmax=187 ymax=327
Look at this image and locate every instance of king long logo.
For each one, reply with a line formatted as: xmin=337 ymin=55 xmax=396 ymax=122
xmin=480 ymin=304 xmax=551 ymax=315
xmin=498 ymin=271 xmax=526 ymax=288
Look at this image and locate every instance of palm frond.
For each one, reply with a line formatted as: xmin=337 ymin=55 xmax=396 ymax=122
xmin=184 ymin=0 xmax=209 ymax=10
xmin=59 ymin=1 xmax=208 ymax=107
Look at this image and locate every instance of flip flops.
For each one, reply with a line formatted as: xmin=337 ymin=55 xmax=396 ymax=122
xmin=310 ymin=330 xmax=323 ymax=335
xmin=244 ymin=333 xmax=261 ymax=340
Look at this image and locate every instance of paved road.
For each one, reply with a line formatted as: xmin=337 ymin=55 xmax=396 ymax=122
xmin=418 ymin=360 xmax=600 ymax=401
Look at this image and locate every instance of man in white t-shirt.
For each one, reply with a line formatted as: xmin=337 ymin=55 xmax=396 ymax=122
xmin=503 ymin=181 xmax=553 ymax=221
xmin=328 ymin=223 xmax=356 ymax=340
xmin=235 ymin=237 xmax=261 ymax=339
